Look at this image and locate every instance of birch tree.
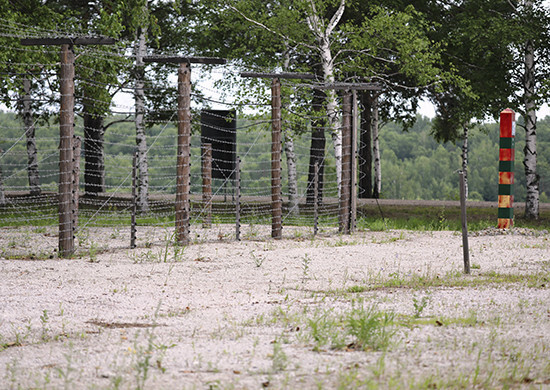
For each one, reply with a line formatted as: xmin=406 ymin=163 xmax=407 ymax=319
xmin=134 ymin=22 xmax=149 ymax=213
xmin=0 ymin=0 xmax=61 ymax=194
xmin=19 ymin=78 xmax=40 ymax=196
xmin=305 ymin=0 xmax=345 ymax=195
xmin=521 ymin=0 xmax=540 ymax=219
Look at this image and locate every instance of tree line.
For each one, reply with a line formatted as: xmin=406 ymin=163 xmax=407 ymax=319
xmin=0 ymin=0 xmax=549 ymax=219
xmin=1 ymin=110 xmax=548 ymax=205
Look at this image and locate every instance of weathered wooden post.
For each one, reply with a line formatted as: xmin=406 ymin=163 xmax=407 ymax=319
xmin=271 ymin=78 xmax=283 ymax=239
xmin=339 ymin=91 xmax=352 ymax=234
xmin=142 ymin=56 xmax=227 ymax=245
xmin=459 ymin=171 xmax=470 ymax=274
xmin=350 ymin=90 xmax=358 ymax=232
xmin=176 ymin=61 xmax=191 ymax=245
xmin=202 ymin=143 xmax=213 ymax=228
xmin=58 ymin=43 xmax=75 ymax=257
xmin=72 ymin=135 xmax=81 ymax=234
xmin=240 ymin=72 xmax=316 ymax=239
xmin=21 ymin=37 xmax=116 ymax=258
xmin=130 ymin=150 xmax=138 ymax=249
xmin=235 ymin=157 xmax=241 ymax=241
xmin=317 ymin=83 xmax=382 ymax=234
xmin=313 ymin=162 xmax=319 ymax=236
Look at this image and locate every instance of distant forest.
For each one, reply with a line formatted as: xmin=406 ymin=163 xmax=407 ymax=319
xmin=0 ymin=111 xmax=548 ymax=203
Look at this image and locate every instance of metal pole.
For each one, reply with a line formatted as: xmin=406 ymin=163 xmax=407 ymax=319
xmin=459 ymin=171 xmax=470 ymax=274
xmin=176 ymin=62 xmax=191 ymax=245
xmin=59 ymin=44 xmax=75 ymax=257
xmin=271 ymin=78 xmax=282 ymax=239
xmin=202 ymin=143 xmax=212 ymax=228
xmin=235 ymin=157 xmax=241 ymax=241
xmin=130 ymin=150 xmax=137 ymax=249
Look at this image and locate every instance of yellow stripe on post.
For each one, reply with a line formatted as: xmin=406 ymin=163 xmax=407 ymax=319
xmin=498 ymin=195 xmax=513 ymax=208
xmin=498 ymin=218 xmax=513 ymax=229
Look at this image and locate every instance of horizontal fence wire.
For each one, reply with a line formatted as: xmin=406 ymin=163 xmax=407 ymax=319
xmin=0 ymin=23 xmax=355 ymax=259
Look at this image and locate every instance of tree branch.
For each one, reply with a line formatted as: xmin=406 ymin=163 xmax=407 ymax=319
xmin=326 ymin=0 xmax=346 ymax=38
xmin=229 ymin=5 xmax=316 ymax=50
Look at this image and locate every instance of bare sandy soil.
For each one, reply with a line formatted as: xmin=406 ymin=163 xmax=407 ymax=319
xmin=1 ymin=224 xmax=550 ymax=389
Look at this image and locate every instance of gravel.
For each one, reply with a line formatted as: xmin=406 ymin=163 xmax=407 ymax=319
xmin=1 ymin=225 xmax=549 ymax=388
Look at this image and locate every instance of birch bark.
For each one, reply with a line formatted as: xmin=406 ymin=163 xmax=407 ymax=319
xmin=21 ymin=78 xmax=41 ymax=196
xmin=306 ymin=0 xmax=345 ymax=196
xmin=283 ymin=129 xmax=298 ymax=214
xmin=523 ymin=12 xmax=539 ymax=219
xmin=135 ymin=25 xmax=149 ymax=213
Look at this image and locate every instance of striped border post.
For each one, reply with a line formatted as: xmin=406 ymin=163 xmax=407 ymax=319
xmin=498 ymin=108 xmax=516 ymax=229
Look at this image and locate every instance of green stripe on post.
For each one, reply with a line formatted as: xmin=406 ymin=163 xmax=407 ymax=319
xmin=499 ymin=161 xmax=514 ymax=172
xmin=499 ymin=138 xmax=515 ymax=149
xmin=498 ymin=208 xmax=514 ymax=219
xmin=498 ymin=184 xmax=514 ymax=195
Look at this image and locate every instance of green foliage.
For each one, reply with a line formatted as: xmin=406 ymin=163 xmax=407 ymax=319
xmin=2 ymin=112 xmax=549 ymax=205
xmin=304 ymin=301 xmax=396 ymax=352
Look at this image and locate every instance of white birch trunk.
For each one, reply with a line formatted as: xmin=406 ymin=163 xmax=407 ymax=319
xmin=372 ymin=95 xmax=381 ymax=198
xmin=523 ymin=18 xmax=539 ymax=219
xmin=283 ymin=129 xmax=299 ymax=215
xmin=22 ymin=78 xmax=41 ymax=196
xmin=281 ymin=48 xmax=299 ymax=214
xmin=307 ymin=0 xmax=345 ymax=197
xmin=461 ymin=125 xmax=469 ymax=199
xmin=135 ymin=26 xmax=149 ymax=213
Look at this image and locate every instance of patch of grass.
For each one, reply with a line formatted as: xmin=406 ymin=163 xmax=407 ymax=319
xmin=345 ymin=301 xmax=396 ymax=351
xmin=255 ymin=300 xmax=397 ymax=353
xmin=331 ymin=269 xmax=550 ymax=294
xmin=412 ymin=292 xmax=431 ymax=318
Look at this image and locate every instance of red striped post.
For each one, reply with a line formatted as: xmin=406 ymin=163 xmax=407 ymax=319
xmin=498 ymin=108 xmax=516 ymax=229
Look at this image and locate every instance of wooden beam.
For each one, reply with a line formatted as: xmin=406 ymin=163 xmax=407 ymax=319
xmin=21 ymin=37 xmax=116 ymax=46
xmin=315 ymin=82 xmax=382 ymax=91
xmin=241 ymin=72 xmax=315 ymax=80
xmin=143 ymin=56 xmax=226 ymax=65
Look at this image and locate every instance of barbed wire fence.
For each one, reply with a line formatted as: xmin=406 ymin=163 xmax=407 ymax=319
xmin=0 ymin=21 xmax=376 ymax=259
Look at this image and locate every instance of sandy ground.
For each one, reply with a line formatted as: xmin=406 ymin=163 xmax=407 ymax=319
xmin=1 ymin=224 xmax=550 ymax=389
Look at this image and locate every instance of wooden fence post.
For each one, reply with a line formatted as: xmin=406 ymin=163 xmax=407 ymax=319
xmin=339 ymin=91 xmax=352 ymax=234
xmin=176 ymin=61 xmax=191 ymax=245
xmin=72 ymin=135 xmax=81 ymax=234
xmin=59 ymin=44 xmax=75 ymax=257
xmin=202 ymin=143 xmax=212 ymax=228
xmin=350 ymin=90 xmax=358 ymax=232
xmin=459 ymin=171 xmax=470 ymax=274
xmin=271 ymin=78 xmax=282 ymax=239
xmin=314 ymin=162 xmax=319 ymax=236
xmin=235 ymin=157 xmax=241 ymax=241
xmin=131 ymin=150 xmax=138 ymax=249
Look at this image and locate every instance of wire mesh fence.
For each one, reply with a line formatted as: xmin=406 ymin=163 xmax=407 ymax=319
xmin=0 ymin=22 xmax=364 ymax=259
